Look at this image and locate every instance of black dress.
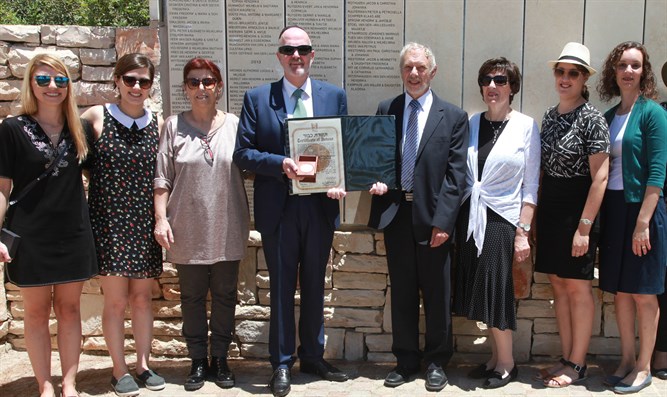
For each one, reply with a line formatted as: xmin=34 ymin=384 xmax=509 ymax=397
xmin=0 ymin=116 xmax=97 ymax=286
xmin=87 ymin=106 xmax=162 ymax=278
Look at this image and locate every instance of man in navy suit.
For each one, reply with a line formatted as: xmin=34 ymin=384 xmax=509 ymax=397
xmin=368 ymin=42 xmax=469 ymax=392
xmin=233 ymin=25 xmax=349 ymax=397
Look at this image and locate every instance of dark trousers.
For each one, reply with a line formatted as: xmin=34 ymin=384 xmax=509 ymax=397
xmin=384 ymin=200 xmax=453 ymax=369
xmin=177 ymin=261 xmax=239 ymax=359
xmin=261 ymin=195 xmax=334 ymax=369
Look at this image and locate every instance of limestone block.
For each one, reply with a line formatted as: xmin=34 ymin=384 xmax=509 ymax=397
xmin=80 ymin=293 xmax=104 ymax=336
xmin=4 ymin=281 xmax=19 ymax=290
xmin=376 ymin=239 xmax=386 ymax=256
xmin=344 ymin=331 xmax=364 ymax=361
xmin=531 ymin=283 xmax=553 ymax=300
xmin=602 ymin=290 xmax=614 ymax=303
xmin=159 ymin=277 xmax=179 ymax=284
xmin=531 ymin=334 xmax=561 ymax=356
xmin=161 ymin=283 xmax=180 ymax=301
xmin=12 ymin=335 xmax=58 ymax=351
xmin=533 ymin=271 xmax=550 ymax=284
xmin=79 ymin=48 xmax=117 ymax=66
xmin=0 ymin=80 xmax=21 ymax=101
xmin=10 ymin=319 xmax=58 ymax=335
xmin=382 ymin=287 xmax=392 ymax=332
xmin=332 ymin=253 xmax=388 ymax=274
xmin=235 ymin=305 xmax=270 ymax=320
xmin=601 ymin=304 xmax=636 ymax=338
xmin=115 ymin=28 xmax=160 ymax=65
xmin=81 ymin=65 xmax=113 ymax=82
xmin=153 ymin=320 xmax=182 ymax=337
xmin=235 ymin=320 xmax=269 ymax=343
xmin=533 ymin=318 xmax=558 ymax=334
xmin=257 ymin=248 xmax=267 ymax=270
xmin=332 ymin=231 xmax=374 ymax=254
xmin=0 ymin=42 xmax=9 ymax=65
xmin=592 ymin=287 xmax=603 ymax=335
xmin=517 ymin=300 xmax=554 ymax=318
xmin=365 ymin=334 xmax=392 ymax=352
xmin=248 ymin=230 xmax=262 ymax=247
xmin=355 ymin=327 xmax=382 ymax=333
xmin=0 ymin=25 xmax=40 ymax=44
xmin=40 ymin=26 xmax=57 ymax=45
xmin=0 ymin=65 xmax=10 ymax=79
xmin=323 ymin=328 xmax=345 ymax=359
xmin=0 ymin=320 xmax=8 ymax=339
xmin=332 ymin=272 xmax=386 ymax=290
xmin=0 ymin=100 xmax=11 ymax=117
xmin=151 ymin=279 xmax=162 ymax=299
xmin=161 ymin=262 xmax=178 ymax=277
xmin=228 ymin=342 xmax=240 ymax=357
xmin=325 ymin=308 xmax=382 ymax=328
xmin=452 ymin=317 xmax=487 ymax=336
xmin=5 ymin=289 xmax=21 ymax=301
xmin=329 ymin=289 xmax=385 ymax=307
xmin=258 ymin=289 xmax=270 ymax=305
xmin=324 ymin=263 xmax=333 ymax=289
xmin=153 ymin=301 xmax=181 ymax=318
xmin=82 ymin=277 xmax=102 ymax=294
xmin=74 ymin=81 xmax=116 ymax=106
xmin=455 ymin=335 xmax=491 ymax=354
xmin=239 ymin=343 xmax=269 ymax=358
xmin=55 ymin=26 xmax=114 ymax=48
xmin=0 ymin=268 xmax=7 ymax=322
xmin=367 ymin=352 xmax=394 ymax=362
xmin=513 ymin=256 xmax=532 ymax=299
xmin=237 ymin=247 xmax=257 ymax=304
xmin=513 ymin=319 xmax=532 ymax=362
xmin=7 ymin=45 xmax=80 ymax=79
xmin=153 ymin=335 xmax=187 ymax=356
xmin=256 ymin=271 xmax=270 ymax=289
xmin=588 ymin=336 xmax=624 ymax=356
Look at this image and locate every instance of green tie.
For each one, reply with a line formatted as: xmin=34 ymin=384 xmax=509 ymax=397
xmin=293 ymin=88 xmax=307 ymax=118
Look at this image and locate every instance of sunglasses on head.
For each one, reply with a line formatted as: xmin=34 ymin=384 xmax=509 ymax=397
xmin=554 ymin=68 xmax=582 ymax=79
xmin=34 ymin=75 xmax=69 ymax=88
xmin=278 ymin=45 xmax=313 ymax=56
xmin=186 ymin=77 xmax=218 ymax=89
xmin=121 ymin=75 xmax=153 ymax=89
xmin=478 ymin=75 xmax=508 ymax=87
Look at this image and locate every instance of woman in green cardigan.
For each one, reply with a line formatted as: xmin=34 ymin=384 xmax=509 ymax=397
xmin=597 ymin=41 xmax=667 ymax=394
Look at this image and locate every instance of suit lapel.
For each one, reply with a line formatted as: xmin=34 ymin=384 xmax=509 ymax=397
xmin=270 ymin=79 xmax=287 ymax=124
xmin=312 ymin=80 xmax=323 ymax=116
xmin=417 ymin=94 xmax=444 ymax=159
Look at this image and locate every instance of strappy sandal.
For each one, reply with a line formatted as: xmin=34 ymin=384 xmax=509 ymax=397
xmin=533 ymin=357 xmax=567 ymax=381
xmin=544 ymin=359 xmax=587 ymax=388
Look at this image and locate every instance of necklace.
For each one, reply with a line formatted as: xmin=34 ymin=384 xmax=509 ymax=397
xmin=486 ymin=117 xmax=509 ymax=144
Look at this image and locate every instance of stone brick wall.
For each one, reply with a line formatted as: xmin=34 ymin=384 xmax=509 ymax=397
xmin=0 ymin=24 xmax=623 ymax=362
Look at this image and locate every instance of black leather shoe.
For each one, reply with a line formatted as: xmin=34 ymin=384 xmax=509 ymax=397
xmin=468 ymin=363 xmax=494 ymax=379
xmin=269 ymin=368 xmax=291 ymax=397
xmin=384 ymin=366 xmax=419 ymax=387
xmin=483 ymin=365 xmax=518 ymax=389
xmin=300 ymin=359 xmax=349 ymax=382
xmin=210 ymin=356 xmax=235 ymax=389
xmin=184 ymin=358 xmax=208 ymax=391
xmin=425 ymin=365 xmax=448 ymax=391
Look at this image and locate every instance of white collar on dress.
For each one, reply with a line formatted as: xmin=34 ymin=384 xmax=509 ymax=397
xmin=105 ymin=103 xmax=152 ymax=129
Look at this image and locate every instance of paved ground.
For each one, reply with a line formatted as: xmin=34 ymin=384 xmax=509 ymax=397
xmin=1 ymin=349 xmax=666 ymax=396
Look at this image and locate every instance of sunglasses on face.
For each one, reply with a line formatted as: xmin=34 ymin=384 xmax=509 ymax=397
xmin=34 ymin=75 xmax=69 ymax=88
xmin=278 ymin=45 xmax=313 ymax=56
xmin=478 ymin=75 xmax=508 ymax=87
xmin=553 ymin=68 xmax=582 ymax=79
xmin=121 ymin=75 xmax=153 ymax=89
xmin=186 ymin=77 xmax=218 ymax=89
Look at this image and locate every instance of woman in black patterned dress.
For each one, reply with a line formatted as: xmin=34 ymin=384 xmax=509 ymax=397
xmin=82 ymin=53 xmax=164 ymax=396
xmin=0 ymin=53 xmax=97 ymax=397
xmin=535 ymin=43 xmax=610 ymax=388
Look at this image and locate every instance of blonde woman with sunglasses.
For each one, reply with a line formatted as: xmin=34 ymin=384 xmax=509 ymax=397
xmin=0 ymin=53 xmax=97 ymax=397
xmin=81 ymin=53 xmax=164 ymax=397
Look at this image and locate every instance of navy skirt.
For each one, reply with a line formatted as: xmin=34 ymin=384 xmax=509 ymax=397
xmin=599 ymin=190 xmax=667 ymax=294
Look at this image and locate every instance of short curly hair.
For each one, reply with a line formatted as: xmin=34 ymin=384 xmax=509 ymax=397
xmin=597 ymin=41 xmax=657 ymax=102
xmin=477 ymin=57 xmax=521 ymax=104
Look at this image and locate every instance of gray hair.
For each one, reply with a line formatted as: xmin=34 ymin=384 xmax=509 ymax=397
xmin=399 ymin=42 xmax=437 ymax=71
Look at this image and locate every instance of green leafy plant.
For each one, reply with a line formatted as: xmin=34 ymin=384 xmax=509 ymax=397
xmin=0 ymin=0 xmax=149 ymax=26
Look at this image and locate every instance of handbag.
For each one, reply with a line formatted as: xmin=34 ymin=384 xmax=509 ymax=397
xmin=1 ymin=148 xmax=67 ymax=259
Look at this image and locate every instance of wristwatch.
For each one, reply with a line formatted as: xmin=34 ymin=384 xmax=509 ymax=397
xmin=518 ymin=222 xmax=531 ymax=232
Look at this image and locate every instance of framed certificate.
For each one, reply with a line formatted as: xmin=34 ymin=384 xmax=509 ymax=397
xmin=286 ymin=115 xmax=397 ymax=194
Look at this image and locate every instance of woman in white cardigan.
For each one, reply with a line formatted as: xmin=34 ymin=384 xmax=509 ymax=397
xmin=454 ymin=57 xmax=540 ymax=389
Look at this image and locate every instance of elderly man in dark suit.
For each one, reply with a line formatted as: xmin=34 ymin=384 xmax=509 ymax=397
xmin=368 ymin=42 xmax=469 ymax=392
xmin=233 ymin=26 xmax=349 ymax=397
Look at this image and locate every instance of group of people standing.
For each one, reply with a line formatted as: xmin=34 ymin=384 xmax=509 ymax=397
xmin=0 ymin=24 xmax=666 ymax=397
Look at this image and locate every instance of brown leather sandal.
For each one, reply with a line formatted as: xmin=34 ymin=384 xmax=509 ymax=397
xmin=544 ymin=360 xmax=587 ymax=388
xmin=533 ymin=357 xmax=567 ymax=381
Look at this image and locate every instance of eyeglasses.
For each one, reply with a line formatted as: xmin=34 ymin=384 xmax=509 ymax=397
xmin=121 ymin=75 xmax=153 ymax=89
xmin=554 ymin=68 xmax=582 ymax=79
xmin=34 ymin=75 xmax=69 ymax=88
xmin=199 ymin=135 xmax=214 ymax=161
xmin=186 ymin=77 xmax=218 ymax=89
xmin=478 ymin=75 xmax=508 ymax=87
xmin=278 ymin=45 xmax=313 ymax=56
